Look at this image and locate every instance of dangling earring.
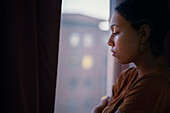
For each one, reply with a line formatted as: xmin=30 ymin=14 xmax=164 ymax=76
xmin=140 ymin=43 xmax=144 ymax=54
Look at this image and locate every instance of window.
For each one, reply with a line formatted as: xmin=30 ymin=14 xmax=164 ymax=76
xmin=54 ymin=0 xmax=110 ymax=113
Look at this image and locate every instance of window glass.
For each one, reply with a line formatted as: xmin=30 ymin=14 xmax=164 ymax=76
xmin=55 ymin=0 xmax=110 ymax=113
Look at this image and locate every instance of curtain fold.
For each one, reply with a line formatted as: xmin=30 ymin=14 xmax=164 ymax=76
xmin=165 ymin=31 xmax=170 ymax=67
xmin=3 ymin=0 xmax=61 ymax=113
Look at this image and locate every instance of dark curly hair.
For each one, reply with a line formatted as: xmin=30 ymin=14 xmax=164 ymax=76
xmin=115 ymin=0 xmax=170 ymax=56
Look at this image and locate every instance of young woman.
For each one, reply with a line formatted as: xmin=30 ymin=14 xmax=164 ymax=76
xmin=91 ymin=0 xmax=170 ymax=112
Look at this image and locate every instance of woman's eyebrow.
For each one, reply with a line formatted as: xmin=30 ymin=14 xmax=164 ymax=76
xmin=110 ymin=24 xmax=119 ymax=27
xmin=110 ymin=24 xmax=119 ymax=31
xmin=110 ymin=24 xmax=119 ymax=28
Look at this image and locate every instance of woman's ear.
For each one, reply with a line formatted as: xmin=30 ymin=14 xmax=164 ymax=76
xmin=139 ymin=24 xmax=150 ymax=43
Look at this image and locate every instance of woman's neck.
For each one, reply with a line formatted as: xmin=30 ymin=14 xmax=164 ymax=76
xmin=134 ymin=54 xmax=168 ymax=78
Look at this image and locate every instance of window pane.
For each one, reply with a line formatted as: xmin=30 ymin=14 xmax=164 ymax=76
xmin=55 ymin=0 xmax=110 ymax=113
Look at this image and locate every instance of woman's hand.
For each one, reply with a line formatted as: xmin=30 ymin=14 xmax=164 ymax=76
xmin=91 ymin=96 xmax=110 ymax=113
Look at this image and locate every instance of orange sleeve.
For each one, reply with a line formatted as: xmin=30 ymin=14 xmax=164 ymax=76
xmin=111 ymin=67 xmax=135 ymax=100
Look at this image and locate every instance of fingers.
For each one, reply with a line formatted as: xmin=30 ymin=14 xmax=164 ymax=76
xmin=91 ymin=96 xmax=110 ymax=113
xmin=99 ymin=96 xmax=110 ymax=109
xmin=101 ymin=96 xmax=108 ymax=101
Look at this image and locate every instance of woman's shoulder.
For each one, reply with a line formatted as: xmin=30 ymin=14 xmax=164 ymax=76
xmin=138 ymin=68 xmax=170 ymax=86
xmin=130 ymin=69 xmax=170 ymax=94
xmin=119 ymin=69 xmax=170 ymax=113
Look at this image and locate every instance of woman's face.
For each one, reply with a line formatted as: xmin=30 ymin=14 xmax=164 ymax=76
xmin=108 ymin=12 xmax=140 ymax=64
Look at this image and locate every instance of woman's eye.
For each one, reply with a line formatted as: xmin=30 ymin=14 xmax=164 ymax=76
xmin=113 ymin=32 xmax=117 ymax=35
xmin=113 ymin=28 xmax=117 ymax=34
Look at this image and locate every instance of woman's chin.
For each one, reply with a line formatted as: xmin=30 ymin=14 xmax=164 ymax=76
xmin=117 ymin=59 xmax=131 ymax=64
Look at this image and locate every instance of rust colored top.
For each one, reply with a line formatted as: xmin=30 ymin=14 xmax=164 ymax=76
xmin=102 ymin=67 xmax=170 ymax=113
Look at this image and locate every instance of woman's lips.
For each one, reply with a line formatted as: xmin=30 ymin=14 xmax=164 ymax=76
xmin=112 ymin=51 xmax=116 ymax=56
xmin=111 ymin=47 xmax=116 ymax=56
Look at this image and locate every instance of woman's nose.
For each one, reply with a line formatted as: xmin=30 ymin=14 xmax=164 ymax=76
xmin=107 ymin=37 xmax=115 ymax=47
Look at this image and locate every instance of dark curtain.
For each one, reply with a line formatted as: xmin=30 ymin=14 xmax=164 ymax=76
xmin=3 ymin=0 xmax=62 ymax=113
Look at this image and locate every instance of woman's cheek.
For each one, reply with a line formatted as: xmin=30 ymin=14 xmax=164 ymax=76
xmin=114 ymin=36 xmax=118 ymax=42
xmin=115 ymin=36 xmax=121 ymax=49
xmin=114 ymin=36 xmax=118 ymax=46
